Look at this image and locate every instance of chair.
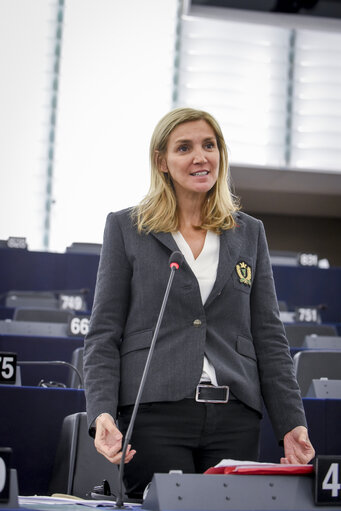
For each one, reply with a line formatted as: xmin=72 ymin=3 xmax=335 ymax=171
xmin=278 ymin=300 xmax=288 ymax=312
xmin=269 ymin=250 xmax=299 ymax=266
xmin=13 ymin=308 xmax=74 ymax=323
xmin=284 ymin=323 xmax=338 ymax=347
xmin=293 ymin=350 xmax=341 ymax=396
xmin=69 ymin=347 xmax=84 ymax=389
xmin=49 ymin=412 xmax=124 ymax=499
xmin=66 ymin=242 xmax=102 ymax=255
xmin=303 ymin=335 xmax=341 ymax=350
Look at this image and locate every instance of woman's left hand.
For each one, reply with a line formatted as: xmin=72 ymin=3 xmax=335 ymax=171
xmin=281 ymin=426 xmax=315 ymax=464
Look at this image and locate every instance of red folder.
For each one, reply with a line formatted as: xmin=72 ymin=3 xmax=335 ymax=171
xmin=205 ymin=464 xmax=314 ymax=475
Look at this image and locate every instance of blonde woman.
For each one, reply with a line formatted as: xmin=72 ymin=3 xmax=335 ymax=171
xmin=83 ymin=108 xmax=314 ymax=499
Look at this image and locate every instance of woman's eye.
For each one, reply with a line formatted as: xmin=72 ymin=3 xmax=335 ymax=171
xmin=178 ymin=145 xmax=188 ymax=152
xmin=205 ymin=142 xmax=215 ymax=150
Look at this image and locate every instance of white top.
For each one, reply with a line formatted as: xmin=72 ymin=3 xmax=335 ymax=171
xmin=172 ymin=230 xmax=220 ymax=385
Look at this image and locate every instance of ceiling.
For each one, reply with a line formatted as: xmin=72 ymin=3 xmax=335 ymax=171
xmin=191 ymin=0 xmax=341 ymax=18
xmin=230 ymin=165 xmax=341 ymax=218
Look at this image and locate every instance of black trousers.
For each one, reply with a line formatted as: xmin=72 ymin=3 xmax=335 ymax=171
xmin=117 ymin=397 xmax=261 ymax=499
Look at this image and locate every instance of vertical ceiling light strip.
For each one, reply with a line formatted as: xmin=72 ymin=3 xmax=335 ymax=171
xmin=290 ymin=29 xmax=341 ymax=171
xmin=285 ymin=28 xmax=296 ymax=167
xmin=43 ymin=0 xmax=65 ymax=250
xmin=172 ymin=1 xmax=185 ymax=108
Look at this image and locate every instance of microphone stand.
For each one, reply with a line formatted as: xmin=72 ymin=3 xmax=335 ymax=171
xmin=115 ymin=255 xmax=182 ymax=508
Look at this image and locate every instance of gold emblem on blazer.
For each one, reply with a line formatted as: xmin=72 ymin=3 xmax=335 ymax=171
xmin=236 ymin=261 xmax=252 ymax=286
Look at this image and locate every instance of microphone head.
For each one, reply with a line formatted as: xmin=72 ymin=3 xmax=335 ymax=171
xmin=169 ymin=251 xmax=184 ymax=270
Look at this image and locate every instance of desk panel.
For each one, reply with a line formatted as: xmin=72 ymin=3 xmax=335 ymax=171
xmin=1 ymin=385 xmax=340 ymax=498
xmin=0 ymin=335 xmax=83 ymax=386
xmin=273 ymin=265 xmax=341 ymax=323
xmin=1 ymin=249 xmax=341 ymax=323
xmin=259 ymin=398 xmax=341 ymax=462
xmin=0 ymin=248 xmax=99 ymax=310
xmin=0 ymin=386 xmax=86 ymax=496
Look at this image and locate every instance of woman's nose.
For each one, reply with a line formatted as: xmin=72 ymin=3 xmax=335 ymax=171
xmin=192 ymin=148 xmax=207 ymax=163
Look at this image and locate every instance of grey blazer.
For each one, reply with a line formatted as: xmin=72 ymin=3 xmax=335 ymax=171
xmin=83 ymin=208 xmax=307 ymax=442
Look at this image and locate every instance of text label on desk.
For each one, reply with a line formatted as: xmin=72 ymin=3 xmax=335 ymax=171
xmin=59 ymin=294 xmax=86 ymax=311
xmin=315 ymin=455 xmax=341 ymax=505
xmin=68 ymin=316 xmax=90 ymax=337
xmin=0 ymin=353 xmax=16 ymax=385
xmin=295 ymin=307 xmax=319 ymax=323
xmin=298 ymin=253 xmax=319 ymax=266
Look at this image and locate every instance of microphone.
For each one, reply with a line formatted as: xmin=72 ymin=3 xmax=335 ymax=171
xmin=115 ymin=250 xmax=183 ymax=508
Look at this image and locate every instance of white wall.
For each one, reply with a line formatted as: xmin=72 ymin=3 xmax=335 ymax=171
xmin=0 ymin=0 xmax=55 ymax=249
xmin=50 ymin=0 xmax=178 ymax=251
xmin=0 ymin=0 xmax=178 ymax=251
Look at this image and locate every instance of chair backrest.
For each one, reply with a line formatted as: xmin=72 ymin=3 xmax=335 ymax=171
xmin=303 ymin=335 xmax=341 ymax=350
xmin=13 ymin=308 xmax=74 ymax=324
xmin=269 ymin=250 xmax=299 ymax=266
xmin=278 ymin=300 xmax=288 ymax=312
xmin=293 ymin=350 xmax=341 ymax=396
xmin=69 ymin=347 xmax=84 ymax=389
xmin=284 ymin=323 xmax=338 ymax=347
xmin=49 ymin=412 xmax=124 ymax=499
xmin=66 ymin=242 xmax=102 ymax=255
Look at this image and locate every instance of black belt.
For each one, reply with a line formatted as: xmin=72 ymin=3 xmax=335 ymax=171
xmin=194 ymin=383 xmax=230 ymax=403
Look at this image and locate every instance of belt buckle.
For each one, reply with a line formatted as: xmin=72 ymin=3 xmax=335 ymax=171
xmin=195 ymin=384 xmax=229 ymax=403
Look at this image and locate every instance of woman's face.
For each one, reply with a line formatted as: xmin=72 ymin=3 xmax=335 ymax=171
xmin=160 ymin=120 xmax=220 ymax=200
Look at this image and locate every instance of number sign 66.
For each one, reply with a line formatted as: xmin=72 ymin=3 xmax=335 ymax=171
xmin=68 ymin=317 xmax=90 ymax=337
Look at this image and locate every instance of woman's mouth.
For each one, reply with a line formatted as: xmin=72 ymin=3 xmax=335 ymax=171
xmin=190 ymin=171 xmax=209 ymax=176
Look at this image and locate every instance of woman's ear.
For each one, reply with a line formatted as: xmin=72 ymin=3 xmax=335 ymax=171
xmin=155 ymin=151 xmax=168 ymax=173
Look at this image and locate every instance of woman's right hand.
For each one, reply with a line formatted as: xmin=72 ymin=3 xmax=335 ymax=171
xmin=94 ymin=412 xmax=136 ymax=464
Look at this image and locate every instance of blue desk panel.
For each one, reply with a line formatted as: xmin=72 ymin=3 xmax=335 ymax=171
xmin=273 ymin=265 xmax=341 ymax=324
xmin=0 ymin=248 xmax=99 ymax=310
xmin=0 ymin=386 xmax=86 ymax=496
xmin=1 ymin=248 xmax=341 ymax=323
xmin=259 ymin=398 xmax=341 ymax=463
xmin=0 ymin=335 xmax=83 ymax=386
xmin=1 ymin=384 xmax=340 ymax=497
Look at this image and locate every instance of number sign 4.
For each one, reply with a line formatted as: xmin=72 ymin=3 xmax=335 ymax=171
xmin=315 ymin=455 xmax=341 ymax=505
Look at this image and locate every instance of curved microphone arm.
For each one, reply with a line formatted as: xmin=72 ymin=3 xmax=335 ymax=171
xmin=17 ymin=360 xmax=83 ymax=389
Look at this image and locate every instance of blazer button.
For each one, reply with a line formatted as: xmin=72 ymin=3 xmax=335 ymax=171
xmin=193 ymin=319 xmax=202 ymax=327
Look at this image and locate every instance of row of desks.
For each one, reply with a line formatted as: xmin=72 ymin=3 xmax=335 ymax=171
xmin=0 ymin=248 xmax=340 ymax=323
xmin=1 ymin=383 xmax=341 ymax=496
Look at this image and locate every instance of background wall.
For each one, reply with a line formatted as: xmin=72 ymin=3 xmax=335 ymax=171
xmin=0 ymin=0 xmax=340 ymax=264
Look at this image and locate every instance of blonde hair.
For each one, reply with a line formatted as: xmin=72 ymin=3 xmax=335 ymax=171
xmin=133 ymin=107 xmax=240 ymax=233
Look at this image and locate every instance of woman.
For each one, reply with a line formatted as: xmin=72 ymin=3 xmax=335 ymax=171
xmin=83 ymin=107 xmax=314 ymax=499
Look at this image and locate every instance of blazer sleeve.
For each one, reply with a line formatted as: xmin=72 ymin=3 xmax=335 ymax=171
xmin=83 ymin=212 xmax=132 ymax=430
xmin=250 ymin=220 xmax=307 ymax=441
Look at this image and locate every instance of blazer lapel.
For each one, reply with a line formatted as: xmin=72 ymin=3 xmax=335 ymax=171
xmin=150 ymin=231 xmax=180 ymax=254
xmin=150 ymin=215 xmax=246 ymax=305
xmin=205 ymin=215 xmax=245 ymax=308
